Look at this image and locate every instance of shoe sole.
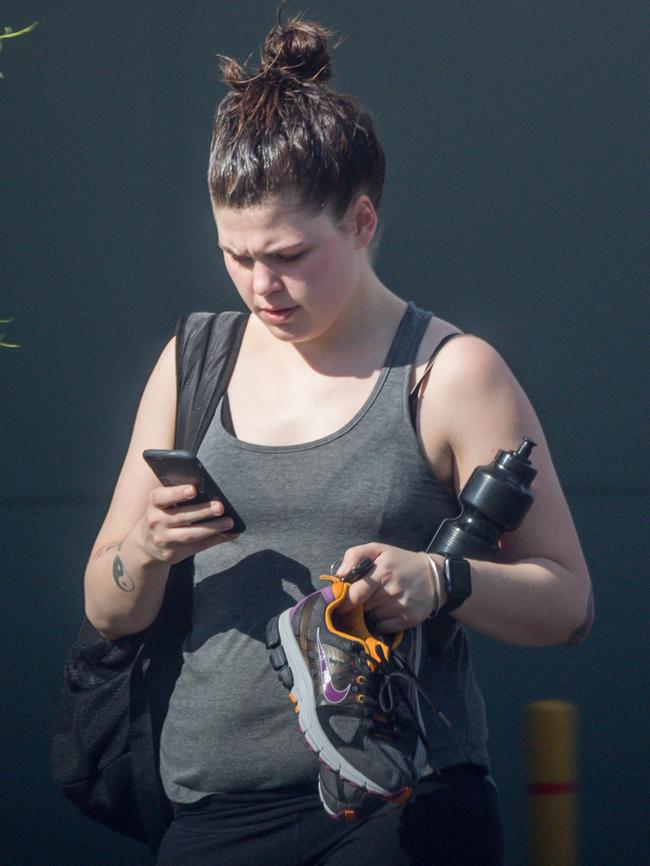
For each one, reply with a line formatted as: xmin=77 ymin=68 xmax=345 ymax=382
xmin=266 ymin=610 xmax=409 ymax=799
xmin=317 ymin=775 xmax=407 ymax=821
xmin=317 ymin=776 xmax=358 ymax=821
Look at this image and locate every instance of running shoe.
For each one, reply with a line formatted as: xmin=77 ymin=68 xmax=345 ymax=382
xmin=316 ymin=624 xmax=446 ymax=820
xmin=265 ymin=576 xmax=417 ymax=799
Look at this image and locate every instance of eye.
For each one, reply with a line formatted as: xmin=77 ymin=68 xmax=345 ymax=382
xmin=230 ymin=253 xmax=253 ymax=267
xmin=276 ymin=250 xmax=306 ymax=262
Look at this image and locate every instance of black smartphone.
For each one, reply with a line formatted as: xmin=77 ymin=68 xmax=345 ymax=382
xmin=142 ymin=449 xmax=246 ymax=534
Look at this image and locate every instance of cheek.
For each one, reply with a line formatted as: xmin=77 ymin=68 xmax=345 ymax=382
xmin=224 ymin=260 xmax=251 ymax=297
xmin=301 ymin=244 xmax=349 ymax=290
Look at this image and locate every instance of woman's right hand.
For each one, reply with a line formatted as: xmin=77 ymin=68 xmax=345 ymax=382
xmin=85 ymin=336 xmax=240 ymax=638
xmin=134 ymin=483 xmax=238 ymax=566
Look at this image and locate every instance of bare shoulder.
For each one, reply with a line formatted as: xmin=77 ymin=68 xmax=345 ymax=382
xmin=423 ymin=329 xmax=535 ymax=441
xmin=414 ymin=317 xmax=523 ymax=425
xmin=412 ymin=314 xmax=461 ymax=368
xmin=145 ymin=336 xmax=177 ymax=405
xmin=90 ymin=336 xmax=177 ymax=553
xmin=427 ymin=331 xmax=519 ymax=398
xmin=416 ymin=322 xmax=543 ymax=485
xmin=120 ymin=334 xmax=178 ymax=468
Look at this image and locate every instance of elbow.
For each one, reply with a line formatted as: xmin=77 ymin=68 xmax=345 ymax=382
xmin=84 ymin=593 xmax=145 ymax=641
xmin=519 ymin=578 xmax=595 ymax=648
xmin=564 ymin=584 xmax=595 ymax=645
xmin=84 ymin=606 xmax=150 ymax=642
xmin=84 ymin=602 xmax=123 ymax=641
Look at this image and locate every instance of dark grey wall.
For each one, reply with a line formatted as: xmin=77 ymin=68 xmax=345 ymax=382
xmin=2 ymin=2 xmax=647 ymax=864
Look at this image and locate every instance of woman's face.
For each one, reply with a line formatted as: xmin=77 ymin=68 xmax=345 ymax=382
xmin=212 ymin=196 xmax=372 ymax=344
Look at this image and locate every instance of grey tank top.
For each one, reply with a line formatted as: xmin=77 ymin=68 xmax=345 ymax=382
xmin=160 ymin=302 xmax=490 ymax=803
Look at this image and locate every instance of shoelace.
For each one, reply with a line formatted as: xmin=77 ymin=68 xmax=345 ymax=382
xmin=352 ymin=644 xmax=451 ymax=759
xmin=342 ymin=644 xmax=396 ymax=740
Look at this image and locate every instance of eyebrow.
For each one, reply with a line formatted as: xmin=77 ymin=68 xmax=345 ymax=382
xmin=218 ymin=241 xmax=305 ymax=257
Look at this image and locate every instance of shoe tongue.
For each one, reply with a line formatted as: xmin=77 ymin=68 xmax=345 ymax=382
xmin=321 ymin=578 xmax=393 ymax=664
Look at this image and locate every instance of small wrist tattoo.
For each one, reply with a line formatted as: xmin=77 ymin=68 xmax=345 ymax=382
xmin=112 ymin=545 xmax=136 ymax=592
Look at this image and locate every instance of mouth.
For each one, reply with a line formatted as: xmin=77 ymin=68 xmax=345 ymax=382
xmin=258 ymin=305 xmax=298 ymax=323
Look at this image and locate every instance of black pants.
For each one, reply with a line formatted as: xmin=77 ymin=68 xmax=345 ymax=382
xmin=156 ymin=764 xmax=504 ymax=866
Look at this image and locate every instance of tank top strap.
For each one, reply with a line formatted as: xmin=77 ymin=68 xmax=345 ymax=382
xmin=383 ymin=302 xmax=433 ymax=370
xmin=360 ymin=302 xmax=432 ymax=423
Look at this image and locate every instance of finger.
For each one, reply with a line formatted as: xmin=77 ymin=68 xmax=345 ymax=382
xmin=341 ymin=574 xmax=379 ymax=609
xmin=151 ymin=484 xmax=197 ymax=508
xmin=372 ymin=617 xmax=410 ymax=635
xmin=335 ymin=543 xmax=385 ymax=578
xmin=167 ymin=500 xmax=225 ymax=527
xmin=166 ymin=516 xmax=235 ymax=543
xmin=192 ymin=531 xmax=240 ymax=554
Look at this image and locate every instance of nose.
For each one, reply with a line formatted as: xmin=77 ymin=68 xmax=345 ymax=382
xmin=252 ymin=260 xmax=282 ymax=297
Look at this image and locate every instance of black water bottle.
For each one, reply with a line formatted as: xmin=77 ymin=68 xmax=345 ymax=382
xmin=424 ymin=438 xmax=537 ymax=654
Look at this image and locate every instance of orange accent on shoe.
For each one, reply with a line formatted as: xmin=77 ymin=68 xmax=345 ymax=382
xmin=320 ymin=579 xmax=398 ymax=665
xmin=318 ymin=574 xmax=339 ymax=586
xmin=387 ymin=786 xmax=413 ymax=804
xmin=288 ymin=692 xmax=297 ymax=705
xmin=343 ymin=809 xmax=359 ymax=821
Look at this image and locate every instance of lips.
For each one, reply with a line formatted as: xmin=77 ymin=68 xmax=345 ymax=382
xmin=258 ymin=305 xmax=298 ymax=323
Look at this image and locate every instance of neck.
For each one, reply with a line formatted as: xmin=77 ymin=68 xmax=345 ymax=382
xmin=276 ymin=275 xmax=406 ymax=376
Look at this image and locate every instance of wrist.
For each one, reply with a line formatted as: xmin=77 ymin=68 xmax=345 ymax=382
xmin=125 ymin=523 xmax=171 ymax=574
xmin=421 ymin=552 xmax=448 ymax=618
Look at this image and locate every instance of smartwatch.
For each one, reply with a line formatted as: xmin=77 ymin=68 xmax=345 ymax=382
xmin=439 ymin=557 xmax=472 ymax=613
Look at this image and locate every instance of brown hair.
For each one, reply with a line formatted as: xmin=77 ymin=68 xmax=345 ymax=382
xmin=207 ymin=13 xmax=385 ymax=220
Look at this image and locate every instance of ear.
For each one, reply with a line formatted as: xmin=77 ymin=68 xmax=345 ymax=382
xmin=350 ymin=195 xmax=378 ymax=249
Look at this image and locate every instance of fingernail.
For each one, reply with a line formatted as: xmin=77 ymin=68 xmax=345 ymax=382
xmin=185 ymin=486 xmax=194 ymax=497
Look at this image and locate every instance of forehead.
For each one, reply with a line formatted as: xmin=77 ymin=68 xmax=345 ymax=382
xmin=212 ymin=197 xmax=338 ymax=248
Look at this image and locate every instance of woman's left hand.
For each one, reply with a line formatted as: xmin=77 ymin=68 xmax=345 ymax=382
xmin=336 ymin=543 xmax=437 ymax=634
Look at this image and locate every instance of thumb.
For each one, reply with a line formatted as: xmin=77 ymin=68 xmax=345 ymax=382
xmin=336 ymin=543 xmax=385 ymax=611
xmin=335 ymin=542 xmax=385 ymax=580
xmin=345 ymin=577 xmax=377 ymax=609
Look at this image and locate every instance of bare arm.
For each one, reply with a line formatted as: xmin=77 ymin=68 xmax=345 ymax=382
xmin=84 ymin=338 xmax=236 ymax=640
xmin=338 ymin=336 xmax=594 ymax=647
xmin=434 ymin=336 xmax=593 ymax=645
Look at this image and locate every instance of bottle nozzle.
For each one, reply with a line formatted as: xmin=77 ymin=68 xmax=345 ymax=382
xmin=516 ymin=438 xmax=537 ymax=461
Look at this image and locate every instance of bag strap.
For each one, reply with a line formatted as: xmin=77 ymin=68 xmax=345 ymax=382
xmin=173 ymin=311 xmax=249 ymax=451
xmin=132 ymin=309 xmax=249 ymax=851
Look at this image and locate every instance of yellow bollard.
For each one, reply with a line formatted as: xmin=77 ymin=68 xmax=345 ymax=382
xmin=525 ymin=700 xmax=578 ymax=866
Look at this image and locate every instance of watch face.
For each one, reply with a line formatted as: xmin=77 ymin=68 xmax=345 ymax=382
xmin=446 ymin=558 xmax=471 ymax=596
xmin=443 ymin=558 xmax=472 ymax=612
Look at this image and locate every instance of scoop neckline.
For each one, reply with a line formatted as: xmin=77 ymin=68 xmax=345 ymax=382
xmin=216 ymin=302 xmax=416 ymax=453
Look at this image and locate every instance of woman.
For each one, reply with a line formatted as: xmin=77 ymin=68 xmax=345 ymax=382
xmin=84 ymin=15 xmax=593 ymax=866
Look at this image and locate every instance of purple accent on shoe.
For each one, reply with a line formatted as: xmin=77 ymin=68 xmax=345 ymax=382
xmin=288 ymin=583 xmax=336 ymax=620
xmin=320 ymin=585 xmax=336 ymax=603
xmin=288 ymin=594 xmax=310 ymax=620
xmin=317 ymin=627 xmax=351 ymax=704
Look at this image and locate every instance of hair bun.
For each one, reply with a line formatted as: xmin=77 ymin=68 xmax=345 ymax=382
xmin=260 ymin=19 xmax=334 ymax=84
